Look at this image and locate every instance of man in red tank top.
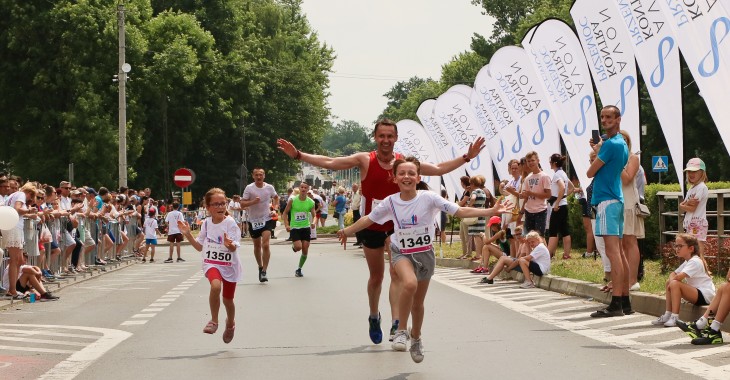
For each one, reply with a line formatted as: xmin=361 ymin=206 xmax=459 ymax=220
xmin=277 ymin=119 xmax=485 ymax=345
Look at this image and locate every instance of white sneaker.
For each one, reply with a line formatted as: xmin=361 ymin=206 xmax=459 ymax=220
xmin=630 ymin=282 xmax=640 ymax=291
xmin=651 ymin=314 xmax=670 ymax=326
xmin=410 ymin=336 xmax=424 ymax=363
xmin=391 ymin=329 xmax=409 ymax=351
xmin=520 ymin=281 xmax=535 ymax=289
xmin=664 ymin=315 xmax=678 ymax=327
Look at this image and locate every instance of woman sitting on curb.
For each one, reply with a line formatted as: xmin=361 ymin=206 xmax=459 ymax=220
xmin=471 ymin=216 xmax=509 ymax=274
xmin=478 ymin=230 xmax=550 ymax=288
xmin=652 ymin=233 xmax=715 ymax=328
xmin=677 ymin=266 xmax=730 ymax=345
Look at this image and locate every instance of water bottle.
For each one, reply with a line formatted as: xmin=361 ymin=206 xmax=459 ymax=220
xmin=29 ymin=293 xmax=36 ymax=303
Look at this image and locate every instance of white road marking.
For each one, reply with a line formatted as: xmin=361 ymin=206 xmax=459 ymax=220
xmin=149 ymin=303 xmax=170 ymax=307
xmin=0 ymin=336 xmax=88 ymax=347
xmin=0 ymin=324 xmax=132 ymax=380
xmin=0 ymin=345 xmax=76 ymax=354
xmin=0 ymin=329 xmax=99 ymax=339
xmin=433 ymin=270 xmax=730 ymax=380
xmin=141 ymin=308 xmax=164 ymax=312
xmin=120 ymin=320 xmax=147 ymax=326
xmin=131 ymin=313 xmax=156 ymax=318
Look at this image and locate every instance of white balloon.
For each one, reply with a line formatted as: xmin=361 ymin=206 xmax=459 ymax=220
xmin=0 ymin=206 xmax=20 ymax=230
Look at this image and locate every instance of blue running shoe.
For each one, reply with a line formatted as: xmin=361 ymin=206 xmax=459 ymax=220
xmin=368 ymin=313 xmax=382 ymax=344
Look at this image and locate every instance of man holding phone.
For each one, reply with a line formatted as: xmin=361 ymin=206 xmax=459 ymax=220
xmin=587 ymin=105 xmax=630 ymax=318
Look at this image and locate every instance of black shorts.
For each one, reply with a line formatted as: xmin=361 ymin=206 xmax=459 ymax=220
xmin=248 ymin=220 xmax=276 ymax=239
xmin=694 ymin=288 xmax=709 ymax=306
xmin=578 ymin=198 xmax=592 ymax=218
xmin=548 ymin=205 xmax=571 ymax=237
xmin=289 ymin=227 xmax=311 ymax=242
xmin=16 ymin=280 xmax=30 ymax=293
xmin=513 ymin=259 xmax=544 ymax=276
xmin=524 ymin=209 xmax=547 ymax=236
xmin=359 ymin=228 xmax=393 ymax=249
xmin=167 ymin=233 xmax=183 ymax=243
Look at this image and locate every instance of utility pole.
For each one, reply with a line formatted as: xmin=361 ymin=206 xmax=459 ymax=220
xmin=118 ymin=2 xmax=128 ymax=188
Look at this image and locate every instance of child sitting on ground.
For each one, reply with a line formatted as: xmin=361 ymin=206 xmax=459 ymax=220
xmin=478 ymin=230 xmax=550 ymax=288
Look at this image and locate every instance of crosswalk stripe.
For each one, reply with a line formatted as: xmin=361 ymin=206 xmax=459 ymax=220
xmin=0 ymin=329 xmax=100 ymax=339
xmin=0 ymin=344 xmax=75 ymax=354
xmin=0 ymin=336 xmax=88 ymax=347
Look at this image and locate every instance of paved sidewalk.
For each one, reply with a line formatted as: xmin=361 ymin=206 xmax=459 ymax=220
xmin=0 ymin=258 xmax=135 ymax=311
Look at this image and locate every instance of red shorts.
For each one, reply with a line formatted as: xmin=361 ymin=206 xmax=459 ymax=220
xmin=205 ymin=268 xmax=236 ymax=300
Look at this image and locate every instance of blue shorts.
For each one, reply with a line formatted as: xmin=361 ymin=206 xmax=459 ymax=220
xmin=594 ymin=200 xmax=624 ymax=237
xmin=145 ymin=238 xmax=158 ymax=245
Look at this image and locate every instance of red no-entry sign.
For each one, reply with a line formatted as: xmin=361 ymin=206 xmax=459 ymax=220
xmin=174 ymin=168 xmax=195 ymax=188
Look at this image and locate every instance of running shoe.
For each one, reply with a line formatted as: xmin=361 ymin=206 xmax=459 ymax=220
xmin=39 ymin=292 xmax=59 ymax=301
xmin=164 ymin=258 xmax=174 ymax=263
xmin=410 ymin=336 xmax=424 ymax=363
xmin=520 ymin=281 xmax=535 ymax=289
xmin=258 ymin=267 xmax=264 ymax=282
xmin=389 ymin=320 xmax=399 ymax=342
xmin=295 ymin=268 xmax=303 ymax=277
xmin=479 ymin=277 xmax=494 ymax=284
xmin=391 ymin=329 xmax=408 ymax=351
xmin=676 ymin=320 xmax=702 ymax=339
xmin=368 ymin=313 xmax=383 ymax=344
xmin=691 ymin=328 xmax=724 ymax=345
xmin=261 ymin=271 xmax=268 ymax=282
xmin=177 ymin=258 xmax=185 ymax=262
xmin=664 ymin=315 xmax=678 ymax=327
xmin=652 ymin=314 xmax=670 ymax=326
xmin=223 ymin=320 xmax=235 ymax=344
xmin=203 ymin=321 xmax=218 ymax=334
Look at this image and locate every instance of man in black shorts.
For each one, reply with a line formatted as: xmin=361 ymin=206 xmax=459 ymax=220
xmin=283 ymin=182 xmax=317 ymax=277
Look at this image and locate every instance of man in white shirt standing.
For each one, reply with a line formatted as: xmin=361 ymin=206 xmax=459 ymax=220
xmin=351 ymin=184 xmax=363 ymax=247
xmin=241 ymin=168 xmax=279 ymax=283
xmin=164 ymin=202 xmax=186 ymax=263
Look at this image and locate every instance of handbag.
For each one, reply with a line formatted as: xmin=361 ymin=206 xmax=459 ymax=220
xmin=635 ymin=202 xmax=650 ymax=218
xmin=40 ymin=224 xmax=52 ymax=244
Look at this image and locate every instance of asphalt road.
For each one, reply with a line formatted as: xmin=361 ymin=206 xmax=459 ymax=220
xmin=1 ymin=236 xmax=728 ymax=380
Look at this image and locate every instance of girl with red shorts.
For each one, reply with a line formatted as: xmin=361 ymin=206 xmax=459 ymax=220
xmin=179 ymin=188 xmax=242 ymax=344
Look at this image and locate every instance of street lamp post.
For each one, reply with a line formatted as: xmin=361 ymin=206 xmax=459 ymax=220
xmin=117 ymin=3 xmax=129 ymax=188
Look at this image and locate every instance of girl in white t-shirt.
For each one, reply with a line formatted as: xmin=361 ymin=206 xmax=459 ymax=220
xmin=337 ymin=157 xmax=512 ymax=363
xmin=652 ymin=233 xmax=715 ymax=327
xmin=178 ymin=188 xmax=241 ymax=344
xmin=680 ymin=158 xmax=709 ymax=244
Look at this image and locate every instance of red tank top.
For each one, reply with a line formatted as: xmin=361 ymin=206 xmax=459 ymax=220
xmin=361 ymin=151 xmax=402 ymax=232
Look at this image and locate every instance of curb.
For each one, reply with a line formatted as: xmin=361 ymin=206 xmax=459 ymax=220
xmin=0 ymin=259 xmax=136 ymax=311
xmin=434 ymin=257 xmax=728 ymax=333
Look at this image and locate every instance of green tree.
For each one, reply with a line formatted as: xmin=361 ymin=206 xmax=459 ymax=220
xmin=322 ymin=120 xmax=374 ymax=156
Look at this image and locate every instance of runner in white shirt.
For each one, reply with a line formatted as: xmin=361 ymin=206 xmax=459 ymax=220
xmin=241 ymin=168 xmax=279 ymax=283
xmin=178 ymin=188 xmax=241 ymax=344
xmin=164 ymin=202 xmax=186 ymax=263
xmin=337 ymin=157 xmax=511 ymax=363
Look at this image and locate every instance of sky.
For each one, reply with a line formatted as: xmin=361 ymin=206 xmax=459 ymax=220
xmin=300 ymin=0 xmax=496 ymax=129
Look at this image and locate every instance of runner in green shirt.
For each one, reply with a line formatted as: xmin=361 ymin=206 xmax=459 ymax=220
xmin=283 ymin=182 xmax=316 ymax=277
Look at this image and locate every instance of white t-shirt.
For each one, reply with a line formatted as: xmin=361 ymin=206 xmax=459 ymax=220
xmin=5 ymin=191 xmax=26 ymax=230
xmin=550 ymin=169 xmax=570 ymax=207
xmin=242 ymin=182 xmax=277 ymax=223
xmin=227 ymin=201 xmax=241 ymax=221
xmin=59 ymin=196 xmax=71 ymax=211
xmin=196 ymin=216 xmax=242 ymax=282
xmin=675 ymin=255 xmax=716 ymax=302
xmin=529 ymin=243 xmax=551 ymax=275
xmin=684 ymin=182 xmax=708 ymax=228
xmin=369 ymin=190 xmax=459 ymax=254
xmin=165 ymin=210 xmax=184 ymax=235
xmin=144 ymin=218 xmax=158 ymax=239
